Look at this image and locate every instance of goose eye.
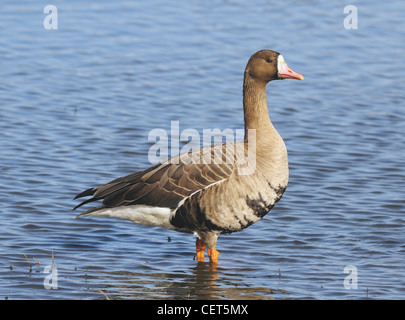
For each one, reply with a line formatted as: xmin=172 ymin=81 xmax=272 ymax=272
xmin=266 ymin=58 xmax=273 ymax=63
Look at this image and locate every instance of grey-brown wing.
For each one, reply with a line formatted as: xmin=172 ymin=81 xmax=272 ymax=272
xmin=73 ymin=144 xmax=237 ymax=213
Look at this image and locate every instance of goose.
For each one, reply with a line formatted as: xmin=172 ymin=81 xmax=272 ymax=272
xmin=73 ymin=50 xmax=303 ymax=263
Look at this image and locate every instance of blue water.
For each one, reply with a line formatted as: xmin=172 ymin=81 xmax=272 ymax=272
xmin=1 ymin=0 xmax=405 ymax=299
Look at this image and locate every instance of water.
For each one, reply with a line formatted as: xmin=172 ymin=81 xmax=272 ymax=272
xmin=1 ymin=0 xmax=405 ymax=300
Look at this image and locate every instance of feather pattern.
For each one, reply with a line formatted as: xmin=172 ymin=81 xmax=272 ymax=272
xmin=74 ymin=143 xmax=237 ymax=213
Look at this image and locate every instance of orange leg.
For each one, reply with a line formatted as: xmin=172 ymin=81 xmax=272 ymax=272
xmin=196 ymin=238 xmax=206 ymax=262
xmin=207 ymin=248 xmax=219 ymax=264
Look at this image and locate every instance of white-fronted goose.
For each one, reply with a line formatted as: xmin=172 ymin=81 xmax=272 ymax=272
xmin=74 ymin=50 xmax=303 ymax=263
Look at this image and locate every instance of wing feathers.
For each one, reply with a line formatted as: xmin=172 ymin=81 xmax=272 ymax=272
xmin=74 ymin=142 xmax=242 ymax=213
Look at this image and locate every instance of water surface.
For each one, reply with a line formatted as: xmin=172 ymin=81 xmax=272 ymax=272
xmin=1 ymin=0 xmax=405 ymax=299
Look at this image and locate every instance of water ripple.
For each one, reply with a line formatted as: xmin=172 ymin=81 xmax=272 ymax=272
xmin=1 ymin=0 xmax=405 ymax=300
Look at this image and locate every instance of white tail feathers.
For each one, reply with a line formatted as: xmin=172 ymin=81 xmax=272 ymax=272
xmin=75 ymin=205 xmax=175 ymax=230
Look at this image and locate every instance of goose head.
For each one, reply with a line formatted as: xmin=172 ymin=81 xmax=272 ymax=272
xmin=245 ymin=50 xmax=304 ymax=83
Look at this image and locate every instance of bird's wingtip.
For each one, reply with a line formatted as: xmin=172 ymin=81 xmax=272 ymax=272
xmin=73 ymin=187 xmax=95 ymax=200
